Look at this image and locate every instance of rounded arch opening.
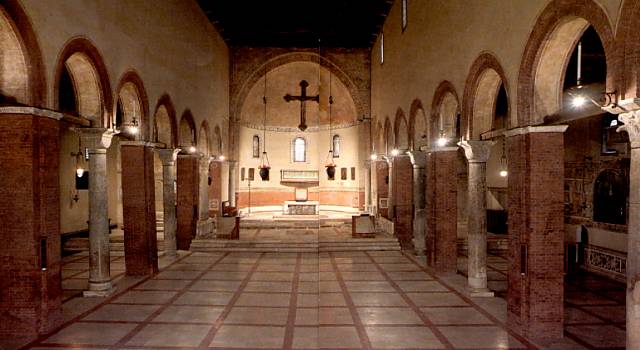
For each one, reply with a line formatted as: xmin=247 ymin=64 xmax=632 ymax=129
xmin=394 ymin=109 xmax=409 ymax=151
xmin=179 ymin=111 xmax=196 ymax=151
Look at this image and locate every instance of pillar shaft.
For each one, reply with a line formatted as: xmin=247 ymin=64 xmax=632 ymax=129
xmin=176 ymin=154 xmax=199 ymax=250
xmin=0 ymin=109 xmax=63 ymax=338
xmin=76 ymin=128 xmax=115 ymax=296
xmin=228 ymin=160 xmax=238 ymax=207
xmin=121 ymin=142 xmax=158 ymax=275
xmin=425 ymin=147 xmax=458 ymax=273
xmin=365 ymin=160 xmax=372 ymax=212
xmin=391 ymin=155 xmax=413 ymax=250
xmin=617 ymin=111 xmax=640 ymax=349
xmin=459 ymin=140 xmax=494 ymax=296
xmin=408 ymin=151 xmax=427 ymax=256
xmin=506 ymin=126 xmax=566 ymax=339
xmin=196 ymin=157 xmax=214 ymax=238
xmin=156 ymin=149 xmax=180 ymax=258
xmin=375 ymin=159 xmax=390 ymax=218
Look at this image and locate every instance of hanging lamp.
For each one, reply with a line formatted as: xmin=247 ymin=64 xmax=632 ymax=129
xmin=499 ymin=137 xmax=508 ymax=177
xmin=322 ymin=41 xmax=337 ymax=180
xmin=258 ymin=55 xmax=271 ymax=181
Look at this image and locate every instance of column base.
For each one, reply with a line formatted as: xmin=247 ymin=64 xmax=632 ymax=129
xmin=468 ymin=287 xmax=494 ymax=298
xmin=83 ymin=282 xmax=116 ymax=297
xmin=196 ymin=218 xmax=215 ymax=238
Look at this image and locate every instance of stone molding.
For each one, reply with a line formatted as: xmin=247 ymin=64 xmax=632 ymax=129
xmin=74 ymin=127 xmax=114 ymax=149
xmin=503 ymin=125 xmax=568 ymax=137
xmin=425 ymin=146 xmax=458 ymax=153
xmin=120 ymin=141 xmax=163 ymax=148
xmin=459 ymin=140 xmax=495 ymax=163
xmin=0 ymin=106 xmax=63 ymax=120
xmin=617 ymin=110 xmax=640 ymax=148
xmin=407 ymin=150 xmax=427 ymax=168
xmin=156 ymin=148 xmax=181 ymax=165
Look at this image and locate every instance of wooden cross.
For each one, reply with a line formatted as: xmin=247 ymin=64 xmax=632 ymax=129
xmin=283 ymin=80 xmax=319 ymax=131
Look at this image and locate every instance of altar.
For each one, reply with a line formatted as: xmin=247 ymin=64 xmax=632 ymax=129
xmin=283 ymin=200 xmax=319 ymax=215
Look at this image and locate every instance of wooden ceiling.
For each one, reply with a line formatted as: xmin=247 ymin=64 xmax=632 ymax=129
xmin=196 ymin=0 xmax=393 ymax=48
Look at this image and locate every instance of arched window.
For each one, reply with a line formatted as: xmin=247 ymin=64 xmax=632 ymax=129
xmin=252 ymin=135 xmax=260 ymax=158
xmin=593 ymin=170 xmax=628 ymax=225
xmin=293 ymin=137 xmax=306 ymax=162
xmin=332 ymin=134 xmax=341 ymax=158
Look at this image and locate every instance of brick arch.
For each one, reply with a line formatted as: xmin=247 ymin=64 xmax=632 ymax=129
xmin=54 ymin=37 xmax=113 ymax=128
xmin=431 ymin=80 xmax=460 ymax=142
xmin=615 ymin=0 xmax=640 ymax=99
xmin=153 ymin=94 xmax=178 ymax=148
xmin=409 ymin=98 xmax=429 ymax=150
xmin=198 ymin=120 xmax=211 ymax=157
xmin=0 ymin=0 xmax=45 ymax=107
xmin=394 ymin=108 xmax=409 ymax=150
xmin=178 ymin=109 xmax=196 ymax=149
xmin=383 ymin=117 xmax=394 ymax=155
xmin=233 ymin=52 xmax=366 ymax=123
xmin=115 ymin=70 xmax=149 ymax=140
xmin=517 ymin=0 xmax=615 ymax=127
xmin=462 ymin=52 xmax=509 ymax=140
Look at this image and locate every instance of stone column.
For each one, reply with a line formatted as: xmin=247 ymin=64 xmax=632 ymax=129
xmin=374 ymin=159 xmax=390 ymax=218
xmin=228 ymin=160 xmax=238 ymax=207
xmin=425 ymin=147 xmax=458 ymax=273
xmin=382 ymin=156 xmax=394 ymax=219
xmin=121 ymin=141 xmax=158 ymax=276
xmin=505 ymin=125 xmax=567 ymax=339
xmin=76 ymin=128 xmax=116 ymax=297
xmin=0 ymin=107 xmax=63 ymax=338
xmin=617 ymin=111 xmax=640 ymax=349
xmin=408 ymin=151 xmax=427 ymax=256
xmin=365 ymin=160 xmax=373 ymax=213
xmin=156 ymin=148 xmax=180 ymax=259
xmin=459 ymin=140 xmax=494 ymax=297
xmin=391 ymin=154 xmax=414 ymax=250
xmin=196 ymin=156 xmax=214 ymax=238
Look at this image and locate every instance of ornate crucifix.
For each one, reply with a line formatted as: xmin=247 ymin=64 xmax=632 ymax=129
xmin=283 ymin=80 xmax=319 ymax=131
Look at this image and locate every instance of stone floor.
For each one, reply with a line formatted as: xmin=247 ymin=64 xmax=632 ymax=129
xmin=14 ymin=249 xmax=626 ymax=350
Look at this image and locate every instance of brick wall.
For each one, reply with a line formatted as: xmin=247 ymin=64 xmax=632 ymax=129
xmin=121 ymin=144 xmax=158 ymax=276
xmin=176 ymin=155 xmax=199 ymax=250
xmin=507 ymin=132 xmax=564 ymax=339
xmin=392 ymin=155 xmax=414 ymax=250
xmin=425 ymin=150 xmax=458 ymax=273
xmin=0 ymin=114 xmax=62 ymax=340
xmin=375 ymin=160 xmax=389 ymax=218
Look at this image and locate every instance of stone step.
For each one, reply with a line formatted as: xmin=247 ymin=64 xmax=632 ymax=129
xmin=190 ymin=237 xmax=401 ymax=253
xmin=64 ymin=238 xmax=165 ymax=253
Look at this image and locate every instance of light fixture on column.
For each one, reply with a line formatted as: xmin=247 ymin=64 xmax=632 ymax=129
xmin=112 ymin=99 xmax=140 ymax=135
xmin=71 ymin=139 xmax=86 ymax=178
xmin=370 ymin=154 xmax=378 ymax=161
xmin=390 ymin=148 xmax=400 ymax=156
xmin=258 ymin=51 xmax=271 ymax=181
xmin=436 ymin=129 xmax=448 ymax=147
xmin=218 ymin=155 xmax=225 ymax=161
xmin=499 ymin=138 xmax=508 ymax=177
xmin=188 ymin=145 xmax=196 ymax=153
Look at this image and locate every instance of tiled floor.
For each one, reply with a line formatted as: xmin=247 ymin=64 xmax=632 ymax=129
xmin=18 ymin=249 xmax=626 ymax=350
xmin=458 ymin=252 xmax=627 ymax=349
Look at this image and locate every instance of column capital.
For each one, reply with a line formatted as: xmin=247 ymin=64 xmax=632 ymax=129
xmin=503 ymin=125 xmax=568 ymax=138
xmin=74 ymin=127 xmax=115 ymax=149
xmin=156 ymin=148 xmax=181 ymax=165
xmin=618 ymin=110 xmax=640 ymax=148
xmin=407 ymin=150 xmax=427 ymax=168
xmin=459 ymin=140 xmax=495 ymax=163
xmin=0 ymin=106 xmax=63 ymax=120
xmin=120 ymin=141 xmax=163 ymax=148
xmin=426 ymin=146 xmax=458 ymax=153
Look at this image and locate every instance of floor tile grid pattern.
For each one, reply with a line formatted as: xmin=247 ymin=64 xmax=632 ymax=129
xmin=61 ymin=253 xmax=126 ymax=302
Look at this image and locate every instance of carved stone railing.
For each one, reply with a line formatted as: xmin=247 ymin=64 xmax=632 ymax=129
xmin=584 ymin=244 xmax=626 ymax=282
xmin=280 ymin=169 xmax=319 ymax=188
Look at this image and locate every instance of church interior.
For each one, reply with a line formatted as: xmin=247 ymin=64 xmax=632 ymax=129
xmin=1 ymin=0 xmax=639 ymax=349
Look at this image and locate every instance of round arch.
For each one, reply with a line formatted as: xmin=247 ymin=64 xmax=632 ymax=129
xmin=153 ymin=94 xmax=178 ymax=148
xmin=178 ymin=110 xmax=196 ymax=149
xmin=409 ymin=99 xmax=429 ymax=150
xmin=517 ymin=0 xmax=615 ymax=127
xmin=0 ymin=0 xmax=45 ymax=106
xmin=383 ymin=117 xmax=394 ymax=155
xmin=198 ymin=121 xmax=211 ymax=157
xmin=233 ymin=52 xmax=366 ymax=122
xmin=53 ymin=37 xmax=113 ymax=127
xmin=431 ymin=81 xmax=460 ymax=143
xmin=115 ymin=70 xmax=149 ymax=140
xmin=462 ymin=52 xmax=510 ymax=140
xmin=394 ymin=108 xmax=409 ymax=150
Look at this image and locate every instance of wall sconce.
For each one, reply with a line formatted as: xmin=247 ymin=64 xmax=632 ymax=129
xmin=370 ymin=154 xmax=378 ymax=161
xmin=499 ymin=138 xmax=508 ymax=177
xmin=112 ymin=100 xmax=140 ymax=135
xmin=390 ymin=149 xmax=400 ymax=156
xmin=436 ymin=129 xmax=448 ymax=147
xmin=218 ymin=155 xmax=225 ymax=161
xmin=189 ymin=145 xmax=197 ymax=153
xmin=71 ymin=189 xmax=79 ymax=203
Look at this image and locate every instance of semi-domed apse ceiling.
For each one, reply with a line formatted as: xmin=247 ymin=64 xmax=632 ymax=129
xmin=240 ymin=61 xmax=357 ymax=130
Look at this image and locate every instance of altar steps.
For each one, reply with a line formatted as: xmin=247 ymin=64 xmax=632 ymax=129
xmin=189 ymin=237 xmax=401 ymax=253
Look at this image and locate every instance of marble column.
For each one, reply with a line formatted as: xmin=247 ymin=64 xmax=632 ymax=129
xmin=196 ymin=156 xmax=214 ymax=238
xmin=408 ymin=151 xmax=427 ymax=256
xmin=76 ymin=128 xmax=115 ymax=297
xmin=365 ymin=160 xmax=373 ymax=213
xmin=228 ymin=160 xmax=238 ymax=208
xmin=382 ymin=156 xmax=394 ymax=219
xmin=156 ymin=148 xmax=180 ymax=259
xmin=459 ymin=140 xmax=495 ymax=297
xmin=617 ymin=111 xmax=640 ymax=349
